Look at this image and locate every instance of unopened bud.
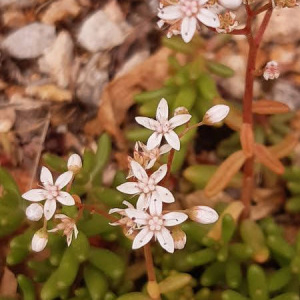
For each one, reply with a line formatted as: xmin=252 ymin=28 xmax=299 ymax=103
xmin=187 ymin=206 xmax=219 ymax=224
xmin=67 ymin=154 xmax=82 ymax=173
xmin=218 ymin=0 xmax=243 ymax=9
xmin=26 ymin=203 xmax=43 ymax=221
xmin=31 ymin=229 xmax=48 ymax=252
xmin=174 ymin=106 xmax=189 ymax=116
xmin=203 ymin=105 xmax=230 ymax=125
xmin=263 ymin=61 xmax=280 ymax=81
xmin=171 ymin=226 xmax=187 ymax=250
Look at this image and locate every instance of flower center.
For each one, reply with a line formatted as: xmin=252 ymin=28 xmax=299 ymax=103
xmin=179 ymin=0 xmax=200 ymax=17
xmin=148 ymin=215 xmax=164 ymax=231
xmin=156 ymin=120 xmax=170 ymax=134
xmin=45 ymin=185 xmax=59 ymax=199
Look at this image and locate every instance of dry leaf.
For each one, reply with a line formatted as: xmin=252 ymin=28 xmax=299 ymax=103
xmin=205 ymin=150 xmax=246 ymax=198
xmin=207 ymin=201 xmax=244 ymax=241
xmin=26 ymin=85 xmax=72 ymax=102
xmin=240 ymin=123 xmax=254 ymax=158
xmin=269 ymin=133 xmax=298 ymax=159
xmin=252 ymin=99 xmax=290 ymax=114
xmin=254 ymin=144 xmax=285 ymax=174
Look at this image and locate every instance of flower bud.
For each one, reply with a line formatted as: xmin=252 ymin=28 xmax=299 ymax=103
xmin=31 ymin=229 xmax=48 ymax=252
xmin=67 ymin=154 xmax=82 ymax=174
xmin=26 ymin=203 xmax=43 ymax=221
xmin=218 ymin=0 xmax=243 ymax=9
xmin=174 ymin=106 xmax=189 ymax=116
xmin=187 ymin=206 xmax=219 ymax=224
xmin=171 ymin=226 xmax=187 ymax=250
xmin=203 ymin=105 xmax=230 ymax=125
xmin=263 ymin=61 xmax=280 ymax=81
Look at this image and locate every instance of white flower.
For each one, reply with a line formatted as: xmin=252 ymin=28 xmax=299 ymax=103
xmin=130 ymin=142 xmax=172 ymax=174
xmin=117 ymin=160 xmax=174 ymax=214
xmin=187 ymin=206 xmax=219 ymax=224
xmin=67 ymin=154 xmax=82 ymax=173
xmin=125 ymin=208 xmax=188 ymax=253
xmin=216 ymin=11 xmax=238 ymax=33
xmin=48 ymin=214 xmax=78 ymax=246
xmin=31 ymin=229 xmax=48 ymax=252
xmin=203 ymin=104 xmax=230 ymax=124
xmin=263 ymin=61 xmax=280 ymax=80
xmin=22 ymin=167 xmax=75 ymax=220
xmin=109 ymin=201 xmax=137 ymax=236
xmin=26 ymin=203 xmax=43 ymax=221
xmin=157 ymin=0 xmax=220 ymax=43
xmin=218 ymin=0 xmax=242 ymax=10
xmin=135 ymin=98 xmax=191 ymax=150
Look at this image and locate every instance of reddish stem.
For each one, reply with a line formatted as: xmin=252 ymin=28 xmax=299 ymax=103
xmin=241 ymin=6 xmax=273 ymax=218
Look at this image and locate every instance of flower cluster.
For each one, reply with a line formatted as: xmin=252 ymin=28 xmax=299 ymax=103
xmin=263 ymin=61 xmax=280 ymax=81
xmin=110 ymin=99 xmax=227 ymax=253
xmin=157 ymin=0 xmax=243 ymax=43
xmin=22 ymin=154 xmax=82 ymax=252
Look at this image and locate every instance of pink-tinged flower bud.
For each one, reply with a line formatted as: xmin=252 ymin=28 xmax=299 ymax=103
xmin=218 ymin=0 xmax=243 ymax=9
xmin=263 ymin=61 xmax=280 ymax=81
xmin=31 ymin=229 xmax=48 ymax=252
xmin=26 ymin=203 xmax=43 ymax=221
xmin=171 ymin=226 xmax=187 ymax=250
xmin=187 ymin=206 xmax=219 ymax=224
xmin=174 ymin=106 xmax=190 ymax=116
xmin=203 ymin=105 xmax=230 ymax=125
xmin=67 ymin=154 xmax=82 ymax=174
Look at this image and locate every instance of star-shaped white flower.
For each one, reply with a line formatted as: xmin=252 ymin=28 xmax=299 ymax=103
xmin=135 ymin=98 xmax=191 ymax=150
xmin=125 ymin=208 xmax=188 ymax=253
xmin=117 ymin=160 xmax=174 ymax=214
xmin=158 ymin=0 xmax=220 ymax=43
xmin=48 ymin=214 xmax=78 ymax=246
xmin=22 ymin=167 xmax=75 ymax=220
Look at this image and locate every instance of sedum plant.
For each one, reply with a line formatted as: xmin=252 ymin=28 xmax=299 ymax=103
xmin=1 ymin=0 xmax=300 ymax=299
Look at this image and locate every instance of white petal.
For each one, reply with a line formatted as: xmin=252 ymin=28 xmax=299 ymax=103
xmin=199 ymin=0 xmax=209 ymax=4
xmin=109 ymin=207 xmax=123 ymax=214
xmin=163 ymin=212 xmax=188 ymax=226
xmin=135 ymin=117 xmax=159 ymax=130
xmin=149 ymin=194 xmax=163 ymax=215
xmin=123 ymin=200 xmax=134 ymax=208
xmin=130 ymin=160 xmax=148 ymax=181
xmin=146 ymin=158 xmax=157 ymax=169
xmin=136 ymin=193 xmax=150 ymax=211
xmin=73 ymin=224 xmax=79 ymax=239
xmin=125 ymin=208 xmax=149 ymax=225
xmin=159 ymin=144 xmax=172 ymax=155
xmin=197 ymin=9 xmax=220 ymax=28
xmin=156 ymin=227 xmax=174 ymax=253
xmin=156 ymin=98 xmax=169 ymax=121
xmin=54 ymin=214 xmax=68 ymax=219
xmin=164 ymin=130 xmax=180 ymax=150
xmin=56 ymin=191 xmax=75 ymax=206
xmin=156 ymin=186 xmax=175 ymax=203
xmin=132 ymin=228 xmax=153 ymax=249
xmin=44 ymin=199 xmax=56 ymax=220
xmin=181 ymin=17 xmax=197 ymax=43
xmin=22 ymin=189 xmax=46 ymax=202
xmin=190 ymin=206 xmax=219 ymax=224
xmin=169 ymin=114 xmax=192 ymax=129
xmin=48 ymin=228 xmax=59 ymax=233
xmin=150 ymin=164 xmax=167 ymax=184
xmin=40 ymin=166 xmax=53 ymax=186
xmin=67 ymin=233 xmax=73 ymax=246
xmin=117 ymin=182 xmax=141 ymax=195
xmin=55 ymin=171 xmax=73 ymax=189
xmin=218 ymin=0 xmax=242 ymax=10
xmin=147 ymin=132 xmax=163 ymax=150
xmin=157 ymin=5 xmax=182 ymax=20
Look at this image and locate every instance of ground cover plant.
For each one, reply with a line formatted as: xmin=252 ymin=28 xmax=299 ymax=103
xmin=0 ymin=0 xmax=300 ymax=299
